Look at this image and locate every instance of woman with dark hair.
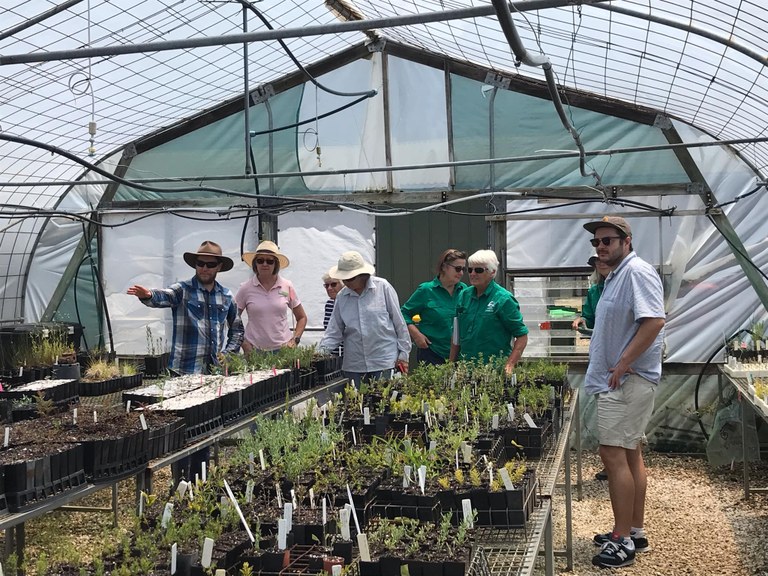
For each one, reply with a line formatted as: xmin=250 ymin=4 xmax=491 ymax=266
xmin=401 ymin=249 xmax=468 ymax=365
xmin=236 ymin=240 xmax=307 ymax=354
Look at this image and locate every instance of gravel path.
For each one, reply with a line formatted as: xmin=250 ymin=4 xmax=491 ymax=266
xmin=550 ymin=452 xmax=768 ymax=576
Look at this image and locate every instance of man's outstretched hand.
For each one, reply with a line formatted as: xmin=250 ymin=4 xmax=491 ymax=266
xmin=127 ymin=285 xmax=152 ymax=299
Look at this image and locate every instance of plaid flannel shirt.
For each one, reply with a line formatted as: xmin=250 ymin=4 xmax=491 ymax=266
xmin=141 ymin=277 xmax=244 ymax=374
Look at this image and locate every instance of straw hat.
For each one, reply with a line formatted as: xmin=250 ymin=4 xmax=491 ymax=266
xmin=329 ymin=251 xmax=375 ymax=280
xmin=182 ymin=240 xmax=234 ymax=272
xmin=241 ymin=240 xmax=290 ymax=269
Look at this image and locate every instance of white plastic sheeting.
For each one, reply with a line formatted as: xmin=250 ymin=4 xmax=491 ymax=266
xmin=101 ymin=209 xmax=374 ymax=356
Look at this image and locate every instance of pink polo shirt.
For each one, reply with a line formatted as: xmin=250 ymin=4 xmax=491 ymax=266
xmin=235 ymin=275 xmax=301 ymax=351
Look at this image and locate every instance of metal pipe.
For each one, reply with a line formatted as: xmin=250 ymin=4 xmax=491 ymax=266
xmin=243 ymin=5 xmax=253 ymax=176
xmin=0 ymin=0 xmax=612 ymax=65
xmin=0 ymin=0 xmax=87 ymax=42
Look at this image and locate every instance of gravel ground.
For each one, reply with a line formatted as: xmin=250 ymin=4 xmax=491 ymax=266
xmin=8 ymin=453 xmax=768 ymax=575
xmin=548 ymin=452 xmax=768 ymax=576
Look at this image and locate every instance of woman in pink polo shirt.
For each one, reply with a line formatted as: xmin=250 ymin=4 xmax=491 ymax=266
xmin=236 ymin=241 xmax=307 ymax=354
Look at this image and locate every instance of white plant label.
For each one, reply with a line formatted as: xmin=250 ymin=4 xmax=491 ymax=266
xmin=138 ymin=492 xmax=144 ymax=517
xmin=290 ymin=489 xmax=298 ymax=509
xmin=277 ymin=519 xmax=287 ymax=550
xmin=284 ymin=502 xmax=293 ymax=532
xmin=126 ymin=400 xmax=131 ymax=413
xmin=216 ymin=571 xmax=226 ymax=576
xmin=499 ymin=468 xmax=515 ymax=491
xmin=171 ymin=543 xmax=177 ymax=574
xmin=507 ymin=403 xmax=515 ymax=422
xmin=340 ymin=507 xmax=351 ymax=540
xmin=275 ymin=483 xmax=283 ymax=508
xmin=351 ymin=426 xmax=357 ymax=446
xmin=418 ymin=465 xmax=427 ymax=494
xmin=72 ymin=408 xmax=77 ymax=425
xmin=309 ymin=487 xmax=316 ymax=509
xmin=455 ymin=450 xmax=460 ymax=470
xmin=461 ymin=442 xmax=472 ymax=464
xmin=245 ymin=480 xmax=255 ymax=503
xmin=3 ymin=427 xmax=8 ymax=448
xmin=403 ymin=465 xmax=411 ymax=488
xmin=187 ymin=483 xmax=194 ymax=500
xmin=345 ymin=484 xmax=361 ymax=534
xmin=332 ymin=565 xmax=342 ymax=576
xmin=322 ymin=497 xmax=327 ymax=525
xmin=391 ymin=390 xmax=399 ymax=401
xmin=403 ymin=438 xmax=411 ymax=451
xmin=223 ymin=478 xmax=255 ymax=543
xmin=461 ymin=498 xmax=474 ymax=528
xmin=523 ymin=413 xmax=538 ymax=428
xmin=201 ymin=537 xmax=214 ymax=568
xmin=161 ymin=502 xmax=174 ymax=529
xmin=359 ymin=401 xmax=364 ymax=415
xmin=363 ymin=407 xmax=370 ymax=426
xmin=357 ymin=533 xmax=372 ymax=562
xmin=176 ymin=480 xmax=188 ymax=499
xmin=201 ymin=461 xmax=207 ymax=482
xmin=465 ymin=406 xmax=470 ymax=423
xmin=139 ymin=413 xmax=148 ymax=430
xmin=492 ymin=414 xmax=499 ymax=430
xmin=429 ymin=440 xmax=437 ymax=452
xmin=259 ymin=449 xmax=266 ymax=471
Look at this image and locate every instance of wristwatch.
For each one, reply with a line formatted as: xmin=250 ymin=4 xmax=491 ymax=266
xmin=294 ymin=336 xmax=301 ymax=345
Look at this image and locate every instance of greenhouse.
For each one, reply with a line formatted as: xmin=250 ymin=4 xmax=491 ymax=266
xmin=1 ymin=0 xmax=767 ymax=574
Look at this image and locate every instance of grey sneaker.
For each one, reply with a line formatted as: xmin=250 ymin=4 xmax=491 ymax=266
xmin=593 ymin=531 xmax=650 ymax=552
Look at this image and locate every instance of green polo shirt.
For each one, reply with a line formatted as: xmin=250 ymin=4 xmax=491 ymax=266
xmin=401 ymin=277 xmax=467 ymax=359
xmin=455 ymin=280 xmax=528 ymax=361
xmin=581 ymin=281 xmax=604 ymax=329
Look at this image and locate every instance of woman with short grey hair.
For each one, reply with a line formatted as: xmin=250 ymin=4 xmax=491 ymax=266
xmin=450 ymin=249 xmax=528 ymax=375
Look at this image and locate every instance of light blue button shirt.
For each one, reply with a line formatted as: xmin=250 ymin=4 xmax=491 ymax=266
xmin=584 ymin=252 xmax=665 ymax=395
xmin=319 ymin=276 xmax=411 ymax=373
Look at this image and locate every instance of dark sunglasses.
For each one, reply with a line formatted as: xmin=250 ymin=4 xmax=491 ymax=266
xmin=590 ymin=236 xmax=622 ymax=247
xmin=255 ymin=257 xmax=276 ymax=265
xmin=195 ymin=260 xmax=219 ymax=269
xmin=324 ymin=282 xmax=339 ymax=288
xmin=468 ymin=267 xmax=487 ymax=274
xmin=445 ymin=264 xmax=465 ymax=273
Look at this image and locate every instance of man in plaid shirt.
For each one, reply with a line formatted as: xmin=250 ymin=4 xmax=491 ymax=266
xmin=128 ymin=240 xmax=243 ymax=484
xmin=128 ymin=240 xmax=243 ymax=374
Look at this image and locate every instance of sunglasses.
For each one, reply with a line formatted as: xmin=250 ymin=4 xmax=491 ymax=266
xmin=445 ymin=264 xmax=465 ymax=273
xmin=590 ymin=236 xmax=622 ymax=247
xmin=195 ymin=260 xmax=219 ymax=269
xmin=468 ymin=267 xmax=487 ymax=274
xmin=324 ymin=282 xmax=339 ymax=288
xmin=255 ymin=257 xmax=276 ymax=265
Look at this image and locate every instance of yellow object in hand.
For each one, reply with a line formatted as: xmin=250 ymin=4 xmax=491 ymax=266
xmin=412 ymin=314 xmax=421 ymax=324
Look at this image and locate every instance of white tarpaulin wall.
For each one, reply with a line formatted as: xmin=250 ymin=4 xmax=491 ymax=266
xmin=101 ymin=209 xmax=374 ymax=356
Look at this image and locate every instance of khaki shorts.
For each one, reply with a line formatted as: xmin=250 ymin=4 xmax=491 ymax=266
xmin=597 ymin=373 xmax=656 ymax=449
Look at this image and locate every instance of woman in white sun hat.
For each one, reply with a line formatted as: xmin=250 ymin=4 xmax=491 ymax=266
xmin=319 ymin=250 xmax=411 ymax=388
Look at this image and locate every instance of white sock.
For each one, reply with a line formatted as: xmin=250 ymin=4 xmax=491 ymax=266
xmin=622 ymin=537 xmax=635 ymax=550
xmin=630 ymin=527 xmax=646 ymax=537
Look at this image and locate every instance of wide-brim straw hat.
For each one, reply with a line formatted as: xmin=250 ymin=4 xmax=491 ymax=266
xmin=329 ymin=251 xmax=375 ymax=280
xmin=182 ymin=240 xmax=234 ymax=272
xmin=242 ymin=240 xmax=290 ymax=269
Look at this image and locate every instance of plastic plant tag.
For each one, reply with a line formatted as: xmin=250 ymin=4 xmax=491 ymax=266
xmin=403 ymin=438 xmax=411 ymax=451
xmin=161 ymin=502 xmax=174 ymax=529
xmin=200 ymin=461 xmax=206 ymax=482
xmin=461 ymin=498 xmax=474 ymax=528
xmin=429 ymin=440 xmax=437 ymax=452
xmin=405 ymin=424 xmax=409 ymax=438
xmin=487 ymin=464 xmax=494 ymax=485
xmin=357 ymin=533 xmax=372 ymax=562
xmin=345 ymin=484 xmax=362 ymax=534
xmin=223 ymin=479 xmax=255 ymax=543
xmin=72 ymin=408 xmax=77 ymax=425
xmin=93 ymin=410 xmax=98 ymax=424
xmin=360 ymin=401 xmax=364 ymax=415
xmin=246 ymin=480 xmax=255 ymax=503
xmin=351 ymin=427 xmax=357 ymax=446
xmin=201 ymin=537 xmax=214 ymax=568
xmin=523 ymin=413 xmax=538 ymax=428
xmin=171 ymin=543 xmax=177 ymax=575
xmin=284 ymin=502 xmax=293 ymax=532
xmin=332 ymin=566 xmax=342 ymax=576
xmin=290 ymin=489 xmax=298 ymax=509
xmin=259 ymin=449 xmax=266 ymax=471
xmin=216 ymin=571 xmax=226 ymax=576
xmin=340 ymin=507 xmax=351 ymax=540
xmin=391 ymin=390 xmax=399 ymax=402
xmin=507 ymin=403 xmax=515 ymax=422
xmin=126 ymin=400 xmax=131 ymax=413
xmin=139 ymin=413 xmax=148 ymax=430
xmin=187 ymin=483 xmax=194 ymax=500
xmin=3 ymin=427 xmax=8 ymax=448
xmin=322 ymin=497 xmax=327 ymax=524
xmin=498 ymin=468 xmax=515 ymax=491
xmin=455 ymin=450 xmax=460 ymax=470
xmin=139 ymin=492 xmax=145 ymax=517
xmin=461 ymin=442 xmax=472 ymax=464
xmin=418 ymin=465 xmax=427 ymax=494
xmin=309 ymin=488 xmax=316 ymax=509
xmin=465 ymin=406 xmax=469 ymax=423
xmin=277 ymin=519 xmax=288 ymax=550
xmin=275 ymin=483 xmax=283 ymax=508
xmin=176 ymin=480 xmax=188 ymax=499
xmin=363 ymin=407 xmax=370 ymax=426
xmin=247 ymin=453 xmax=254 ymax=475
xmin=492 ymin=414 xmax=499 ymax=430
xmin=403 ymin=465 xmax=412 ymax=488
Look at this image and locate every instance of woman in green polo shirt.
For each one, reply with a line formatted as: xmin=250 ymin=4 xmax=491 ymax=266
xmin=401 ymin=249 xmax=468 ymax=365
xmin=449 ymin=249 xmax=528 ymax=375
